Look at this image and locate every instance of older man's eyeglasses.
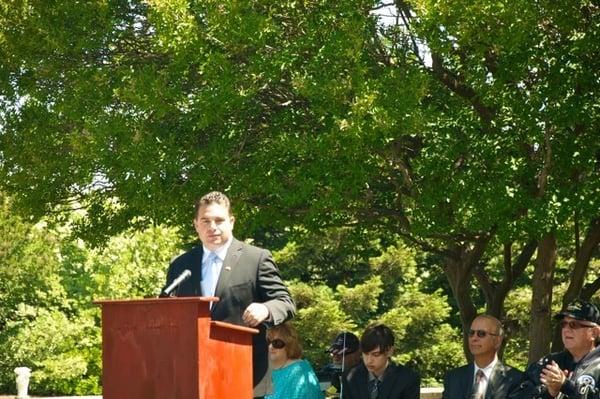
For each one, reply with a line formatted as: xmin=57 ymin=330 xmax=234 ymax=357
xmin=559 ymin=320 xmax=597 ymax=330
xmin=267 ymin=338 xmax=286 ymax=349
xmin=468 ymin=329 xmax=499 ymax=338
xmin=331 ymin=349 xmax=357 ymax=357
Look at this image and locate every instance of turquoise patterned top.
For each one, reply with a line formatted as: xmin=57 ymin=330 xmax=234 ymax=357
xmin=265 ymin=359 xmax=325 ymax=399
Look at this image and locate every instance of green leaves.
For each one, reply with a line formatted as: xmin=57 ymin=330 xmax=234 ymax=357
xmin=0 ymin=0 xmax=597 ymax=249
xmin=1 ymin=0 xmax=599 ymax=389
xmin=0 ymin=197 xmax=181 ymax=394
xmin=0 ymin=308 xmax=100 ymax=395
xmin=283 ymin=235 xmax=464 ymax=381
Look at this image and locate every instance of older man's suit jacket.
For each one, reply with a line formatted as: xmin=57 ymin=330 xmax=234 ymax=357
xmin=343 ymin=362 xmax=420 ymax=399
xmin=163 ymin=238 xmax=296 ymax=397
xmin=442 ymin=362 xmax=523 ymax=399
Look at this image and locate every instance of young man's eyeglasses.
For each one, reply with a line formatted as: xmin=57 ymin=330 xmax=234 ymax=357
xmin=267 ymin=338 xmax=286 ymax=349
xmin=468 ymin=329 xmax=499 ymax=338
xmin=559 ymin=320 xmax=597 ymax=330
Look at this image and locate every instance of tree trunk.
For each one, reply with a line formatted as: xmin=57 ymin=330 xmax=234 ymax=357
xmin=528 ymin=232 xmax=557 ymax=362
xmin=551 ymin=218 xmax=600 ymax=351
xmin=477 ymin=240 xmax=537 ymax=318
xmin=444 ymin=256 xmax=477 ymax=361
xmin=472 ymin=239 xmax=537 ymax=361
xmin=442 ymin=233 xmax=493 ymax=360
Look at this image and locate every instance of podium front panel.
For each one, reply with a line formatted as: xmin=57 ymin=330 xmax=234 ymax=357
xmin=101 ymin=299 xmax=205 ymax=399
xmin=200 ymin=321 xmax=256 ymax=398
xmin=98 ymin=297 xmax=256 ymax=399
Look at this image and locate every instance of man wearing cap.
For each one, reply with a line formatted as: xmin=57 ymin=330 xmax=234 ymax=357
xmin=318 ymin=332 xmax=362 ymax=395
xmin=517 ymin=299 xmax=600 ymax=399
xmin=442 ymin=314 xmax=523 ymax=399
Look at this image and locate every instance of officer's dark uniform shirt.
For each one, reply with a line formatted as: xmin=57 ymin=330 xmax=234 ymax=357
xmin=518 ymin=346 xmax=600 ymax=398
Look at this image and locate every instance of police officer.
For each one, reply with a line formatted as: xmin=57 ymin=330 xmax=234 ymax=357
xmin=318 ymin=332 xmax=361 ymax=396
xmin=518 ymin=299 xmax=600 ymax=399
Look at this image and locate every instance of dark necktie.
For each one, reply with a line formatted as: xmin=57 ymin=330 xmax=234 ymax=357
xmin=370 ymin=378 xmax=380 ymax=399
xmin=471 ymin=369 xmax=486 ymax=399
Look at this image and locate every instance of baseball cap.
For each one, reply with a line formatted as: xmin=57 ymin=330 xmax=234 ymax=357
xmin=555 ymin=300 xmax=600 ymax=324
xmin=328 ymin=332 xmax=360 ymax=355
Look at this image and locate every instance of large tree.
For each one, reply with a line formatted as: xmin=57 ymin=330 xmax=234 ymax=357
xmin=1 ymin=0 xmax=598 ymax=361
xmin=383 ymin=0 xmax=600 ymax=359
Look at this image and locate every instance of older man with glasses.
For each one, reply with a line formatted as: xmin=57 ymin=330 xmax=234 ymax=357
xmin=442 ymin=314 xmax=523 ymax=399
xmin=518 ymin=300 xmax=600 ymax=399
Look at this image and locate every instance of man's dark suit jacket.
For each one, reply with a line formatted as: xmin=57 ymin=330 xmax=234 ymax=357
xmin=163 ymin=238 xmax=296 ymax=397
xmin=442 ymin=362 xmax=523 ymax=399
xmin=343 ymin=362 xmax=420 ymax=399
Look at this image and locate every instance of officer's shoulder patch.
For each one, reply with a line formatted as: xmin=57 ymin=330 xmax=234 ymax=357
xmin=576 ymin=374 xmax=596 ymax=394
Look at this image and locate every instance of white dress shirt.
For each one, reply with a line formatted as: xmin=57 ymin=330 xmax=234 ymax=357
xmin=472 ymin=355 xmax=497 ymax=398
xmin=473 ymin=355 xmax=498 ymax=382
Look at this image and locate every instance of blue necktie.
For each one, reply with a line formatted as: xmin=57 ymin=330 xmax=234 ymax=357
xmin=202 ymin=252 xmax=219 ymax=297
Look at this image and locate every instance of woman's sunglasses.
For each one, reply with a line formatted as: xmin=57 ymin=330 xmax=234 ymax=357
xmin=267 ymin=338 xmax=286 ymax=349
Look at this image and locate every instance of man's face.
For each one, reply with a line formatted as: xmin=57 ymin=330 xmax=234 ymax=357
xmin=362 ymin=346 xmax=391 ymax=377
xmin=468 ymin=317 xmax=501 ymax=358
xmin=561 ymin=316 xmax=598 ymax=355
xmin=194 ymin=202 xmax=235 ymax=251
xmin=331 ymin=349 xmax=361 ymax=369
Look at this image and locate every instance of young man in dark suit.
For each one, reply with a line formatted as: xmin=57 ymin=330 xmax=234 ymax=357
xmin=442 ymin=315 xmax=522 ymax=399
xmin=162 ymin=191 xmax=296 ymax=398
xmin=343 ymin=324 xmax=420 ymax=399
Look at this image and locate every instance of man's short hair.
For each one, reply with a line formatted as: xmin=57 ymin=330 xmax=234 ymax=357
xmin=360 ymin=324 xmax=394 ymax=353
xmin=473 ymin=314 xmax=505 ymax=337
xmin=194 ymin=191 xmax=232 ymax=217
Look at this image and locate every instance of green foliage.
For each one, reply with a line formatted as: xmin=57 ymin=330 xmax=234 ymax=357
xmin=404 ymin=0 xmax=600 ymax=240
xmin=286 ymin=239 xmax=464 ymax=384
xmin=337 ymin=276 xmax=383 ymax=326
xmin=288 ymin=281 xmax=356 ymax=369
xmin=274 ymin=227 xmax=379 ymax=287
xmin=0 ymin=197 xmax=182 ymax=395
xmin=0 ymin=308 xmax=100 ymax=395
xmin=1 ymin=0 xmax=599 ymax=392
xmin=380 ymin=289 xmax=464 ymax=386
xmin=0 ymin=0 xmax=425 ymax=245
xmin=371 ymin=242 xmax=423 ymax=311
xmin=503 ymin=286 xmax=537 ymax=371
xmin=92 ymin=225 xmax=181 ymax=299
xmin=503 ymin=282 xmax=569 ymax=371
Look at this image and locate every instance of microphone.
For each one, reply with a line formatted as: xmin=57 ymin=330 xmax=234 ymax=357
xmin=160 ymin=270 xmax=192 ymax=297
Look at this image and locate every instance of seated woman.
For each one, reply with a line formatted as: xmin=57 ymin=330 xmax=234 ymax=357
xmin=265 ymin=321 xmax=324 ymax=399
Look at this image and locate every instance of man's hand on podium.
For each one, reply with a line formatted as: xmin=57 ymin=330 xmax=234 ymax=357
xmin=242 ymin=303 xmax=270 ymax=327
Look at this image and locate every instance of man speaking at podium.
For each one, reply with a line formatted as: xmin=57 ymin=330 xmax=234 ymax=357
xmin=163 ymin=191 xmax=296 ymax=398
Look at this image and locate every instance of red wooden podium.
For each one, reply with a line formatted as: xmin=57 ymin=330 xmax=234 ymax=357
xmin=96 ymin=297 xmax=258 ymax=399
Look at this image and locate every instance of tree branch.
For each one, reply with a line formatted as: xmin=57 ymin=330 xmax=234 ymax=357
xmin=430 ymin=54 xmax=496 ymax=126
xmin=562 ymin=217 xmax=600 ymax=304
